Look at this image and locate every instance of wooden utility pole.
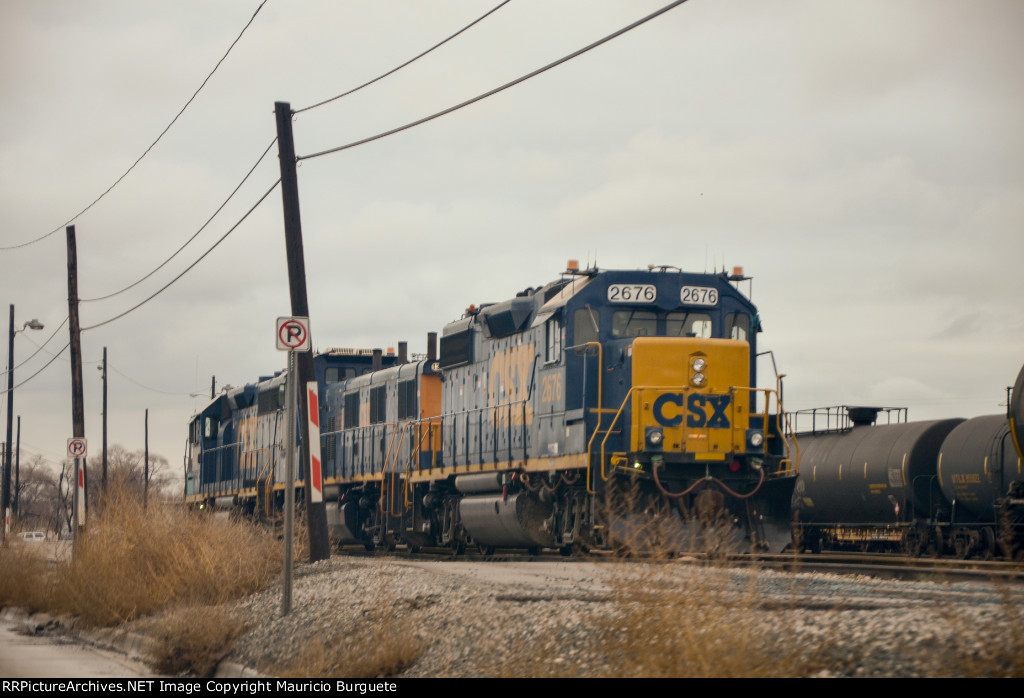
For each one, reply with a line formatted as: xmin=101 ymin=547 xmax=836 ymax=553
xmin=274 ymin=101 xmax=330 ymax=562
xmin=67 ymin=226 xmax=86 ymax=543
xmin=144 ymin=409 xmax=149 ymax=508
xmin=3 ymin=305 xmax=13 ymax=539
xmin=102 ymin=346 xmax=107 ymax=490
xmin=13 ymin=416 xmax=19 ymax=517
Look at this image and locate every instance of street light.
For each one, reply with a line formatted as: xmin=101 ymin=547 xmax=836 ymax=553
xmin=3 ymin=306 xmax=44 ymax=540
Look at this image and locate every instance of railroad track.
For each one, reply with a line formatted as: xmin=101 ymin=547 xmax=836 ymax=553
xmin=334 ymin=543 xmax=1024 ymax=585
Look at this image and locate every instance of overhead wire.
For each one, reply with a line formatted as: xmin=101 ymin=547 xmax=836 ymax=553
xmin=4 ymin=334 xmax=194 ymax=398
xmin=81 ymin=178 xmax=282 ymax=332
xmin=294 ymin=0 xmax=512 ymax=114
xmin=1 ymin=0 xmax=688 ymax=394
xmin=0 ymin=0 xmax=270 ymax=251
xmin=0 ymin=317 xmax=69 ymax=377
xmin=107 ymin=365 xmax=194 ymax=397
xmin=80 ymin=137 xmax=278 ymax=303
xmin=0 ymin=342 xmax=71 ymax=397
xmin=297 ymin=0 xmax=690 ymax=162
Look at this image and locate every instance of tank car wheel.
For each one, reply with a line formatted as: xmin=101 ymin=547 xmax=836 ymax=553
xmin=931 ymin=526 xmax=945 ymax=557
xmin=363 ymin=542 xmax=376 ymax=552
xmin=981 ymin=527 xmax=996 ymax=560
xmin=478 ymin=544 xmax=495 ymax=556
xmin=526 ymin=546 xmax=540 ymax=556
xmin=408 ymin=545 xmax=421 ymax=554
xmin=450 ymin=539 xmax=466 ymax=556
xmin=901 ymin=529 xmax=924 ymax=557
xmin=952 ymin=528 xmax=974 ymax=559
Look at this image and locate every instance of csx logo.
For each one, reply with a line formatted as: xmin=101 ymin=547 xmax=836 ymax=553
xmin=652 ymin=393 xmax=731 ymax=428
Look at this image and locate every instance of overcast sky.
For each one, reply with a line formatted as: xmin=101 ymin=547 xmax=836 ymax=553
xmin=1 ymin=0 xmax=1021 ymax=483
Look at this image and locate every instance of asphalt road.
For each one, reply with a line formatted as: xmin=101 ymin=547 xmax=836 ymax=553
xmin=0 ymin=621 xmax=152 ymax=679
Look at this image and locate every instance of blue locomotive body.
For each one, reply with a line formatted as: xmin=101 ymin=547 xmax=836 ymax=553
xmin=186 ymin=264 xmax=799 ymax=553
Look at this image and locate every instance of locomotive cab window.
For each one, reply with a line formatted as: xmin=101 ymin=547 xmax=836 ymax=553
xmin=666 ymin=312 xmax=712 ymax=338
xmin=725 ymin=313 xmax=751 ymax=342
xmin=574 ymin=307 xmax=600 ymax=345
xmin=324 ymin=367 xmax=356 ymax=383
xmin=545 ymin=316 xmax=562 ymax=363
xmin=612 ymin=310 xmax=657 ymax=338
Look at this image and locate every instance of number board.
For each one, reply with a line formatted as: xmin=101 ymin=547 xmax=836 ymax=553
xmin=680 ymin=286 xmax=719 ymax=306
xmin=607 ymin=284 xmax=656 ymax=303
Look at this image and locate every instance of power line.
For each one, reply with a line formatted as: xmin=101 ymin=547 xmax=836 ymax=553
xmin=3 ymin=177 xmax=279 ymax=394
xmin=81 ymin=138 xmax=278 ymax=303
xmin=0 ymin=317 xmax=69 ymax=378
xmin=81 ymin=178 xmax=282 ymax=332
xmin=0 ymin=342 xmax=71 ymax=397
xmin=297 ymin=0 xmax=690 ymax=162
xmin=0 ymin=0 xmax=269 ymax=252
xmin=295 ymin=0 xmax=512 ymax=114
xmin=107 ymin=365 xmax=193 ymax=397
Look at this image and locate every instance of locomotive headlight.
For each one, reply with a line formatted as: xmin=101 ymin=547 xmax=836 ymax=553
xmin=691 ymin=357 xmax=707 ymax=372
xmin=747 ymin=429 xmax=764 ymax=449
xmin=691 ymin=372 xmax=706 ymax=387
xmin=645 ymin=427 xmax=665 ymax=451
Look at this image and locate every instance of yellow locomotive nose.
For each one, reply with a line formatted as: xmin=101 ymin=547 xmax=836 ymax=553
xmin=631 ymin=337 xmax=750 ymax=460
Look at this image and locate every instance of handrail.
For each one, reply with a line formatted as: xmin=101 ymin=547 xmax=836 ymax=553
xmin=256 ymin=412 xmax=281 ymax=518
xmin=591 ymin=383 xmax=793 ymax=487
xmin=380 ymin=421 xmax=411 ymax=516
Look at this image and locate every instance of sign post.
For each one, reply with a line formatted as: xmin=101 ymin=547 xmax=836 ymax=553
xmin=277 ymin=316 xmax=310 ymax=616
xmin=67 ymin=437 xmax=87 ymax=560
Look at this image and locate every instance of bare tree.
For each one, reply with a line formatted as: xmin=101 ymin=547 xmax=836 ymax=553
xmin=13 ymin=454 xmax=61 ymax=534
xmin=87 ymin=444 xmax=173 ymax=508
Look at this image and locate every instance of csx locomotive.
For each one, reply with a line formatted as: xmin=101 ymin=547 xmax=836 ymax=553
xmin=185 ymin=262 xmax=798 ymax=553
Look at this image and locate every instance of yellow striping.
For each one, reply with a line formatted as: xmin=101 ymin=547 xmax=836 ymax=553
xmin=937 ymin=453 xmax=944 ymax=488
xmin=407 ymin=453 xmax=590 ymax=484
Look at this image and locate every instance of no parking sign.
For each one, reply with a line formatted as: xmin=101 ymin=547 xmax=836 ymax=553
xmin=276 ymin=317 xmax=311 ymax=352
xmin=67 ymin=437 xmax=88 ymax=459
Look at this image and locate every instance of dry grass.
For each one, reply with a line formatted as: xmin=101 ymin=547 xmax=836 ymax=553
xmin=0 ymin=484 xmax=281 ymax=628
xmin=486 ymin=562 xmax=825 ymax=678
xmin=0 ymin=539 xmax=55 ymax=613
xmin=273 ymin=615 xmax=424 ymax=679
xmin=146 ymin=604 xmax=250 ymax=677
xmin=929 ymin=585 xmax=1024 ymax=678
xmin=592 ymin=566 xmax=820 ymax=677
xmin=271 ymin=575 xmax=424 ymax=679
xmin=486 ymin=478 xmax=827 ymax=678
